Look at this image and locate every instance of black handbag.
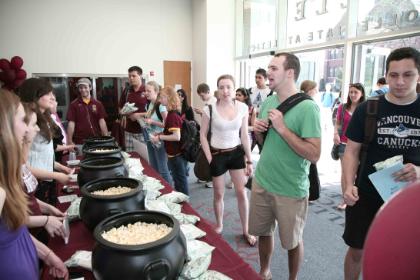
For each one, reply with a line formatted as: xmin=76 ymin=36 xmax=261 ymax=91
xmin=194 ymin=105 xmax=212 ymax=182
xmin=331 ymin=144 xmax=340 ymax=160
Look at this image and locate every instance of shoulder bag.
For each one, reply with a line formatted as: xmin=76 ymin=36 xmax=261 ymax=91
xmin=194 ymin=105 xmax=213 ymax=182
xmin=331 ymin=103 xmax=345 ymax=160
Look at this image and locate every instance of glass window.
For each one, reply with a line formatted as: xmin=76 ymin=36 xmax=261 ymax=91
xmin=239 ymin=0 xmax=278 ymax=56
xmin=352 ymin=34 xmax=420 ymax=95
xmin=295 ymin=46 xmax=344 ymax=95
xmin=286 ymin=0 xmax=347 ymax=48
xmin=356 ymin=0 xmax=420 ymax=37
xmin=95 ymin=78 xmax=121 ymax=131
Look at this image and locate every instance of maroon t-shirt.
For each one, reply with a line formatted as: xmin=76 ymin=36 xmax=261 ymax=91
xmin=67 ymin=98 xmax=107 ymax=144
xmin=119 ymin=85 xmax=148 ymax=133
xmin=163 ymin=111 xmax=183 ymax=156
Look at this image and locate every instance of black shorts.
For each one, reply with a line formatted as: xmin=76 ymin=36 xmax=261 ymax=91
xmin=342 ymin=192 xmax=383 ymax=249
xmin=210 ymin=146 xmax=245 ymax=177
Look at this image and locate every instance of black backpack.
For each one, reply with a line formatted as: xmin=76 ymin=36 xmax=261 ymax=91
xmin=180 ymin=119 xmax=200 ymax=162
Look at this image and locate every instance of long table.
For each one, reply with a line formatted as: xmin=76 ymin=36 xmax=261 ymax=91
xmin=42 ymin=155 xmax=261 ymax=279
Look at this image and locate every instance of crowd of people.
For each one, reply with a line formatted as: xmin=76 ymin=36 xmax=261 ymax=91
xmin=0 ymin=47 xmax=419 ymax=279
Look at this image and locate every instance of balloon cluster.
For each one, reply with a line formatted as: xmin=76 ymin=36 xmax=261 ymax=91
xmin=0 ymin=56 xmax=27 ymax=91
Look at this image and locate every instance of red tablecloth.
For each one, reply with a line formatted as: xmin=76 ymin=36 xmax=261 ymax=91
xmin=42 ymin=155 xmax=260 ymax=280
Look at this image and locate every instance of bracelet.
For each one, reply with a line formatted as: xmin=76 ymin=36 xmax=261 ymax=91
xmin=246 ymin=161 xmax=253 ymax=165
xmin=43 ymin=215 xmax=49 ymax=227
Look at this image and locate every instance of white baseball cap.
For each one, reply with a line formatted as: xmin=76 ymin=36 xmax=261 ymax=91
xmin=76 ymin=78 xmax=92 ymax=88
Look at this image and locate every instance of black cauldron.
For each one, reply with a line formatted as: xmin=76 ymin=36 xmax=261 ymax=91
xmin=78 ymin=157 xmax=128 ymax=187
xmin=79 ymin=178 xmax=145 ymax=230
xmin=82 ymin=145 xmax=123 ymax=160
xmin=83 ymin=136 xmax=116 ymax=150
xmin=92 ymin=211 xmax=187 ymax=280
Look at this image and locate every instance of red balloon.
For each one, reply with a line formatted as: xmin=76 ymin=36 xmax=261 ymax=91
xmin=12 ymin=78 xmax=25 ymax=89
xmin=10 ymin=56 xmax=23 ymax=70
xmin=16 ymin=69 xmax=27 ymax=80
xmin=4 ymin=69 xmax=16 ymax=83
xmin=0 ymin=59 xmax=10 ymax=71
xmin=363 ymin=182 xmax=420 ymax=280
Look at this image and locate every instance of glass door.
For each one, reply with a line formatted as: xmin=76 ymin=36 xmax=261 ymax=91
xmin=352 ymin=34 xmax=420 ymax=95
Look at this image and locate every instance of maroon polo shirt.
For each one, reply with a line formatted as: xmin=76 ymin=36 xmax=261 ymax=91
xmin=119 ymin=85 xmax=148 ymax=133
xmin=163 ymin=111 xmax=183 ymax=156
xmin=67 ymin=98 xmax=107 ymax=144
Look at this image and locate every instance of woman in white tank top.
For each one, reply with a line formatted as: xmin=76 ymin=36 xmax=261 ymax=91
xmin=200 ymin=74 xmax=256 ymax=246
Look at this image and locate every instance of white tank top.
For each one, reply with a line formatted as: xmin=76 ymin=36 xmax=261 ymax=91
xmin=203 ymin=101 xmax=248 ymax=149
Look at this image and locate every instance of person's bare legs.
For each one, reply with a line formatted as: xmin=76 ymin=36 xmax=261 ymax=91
xmin=288 ymin=242 xmax=304 ymax=280
xmin=229 ymin=169 xmax=256 ymax=245
xmin=258 ymin=235 xmax=274 ymax=279
xmin=344 ymin=247 xmax=363 ymax=280
xmin=212 ymin=175 xmax=225 ymax=233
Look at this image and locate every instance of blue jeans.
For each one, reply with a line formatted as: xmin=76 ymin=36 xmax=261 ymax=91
xmin=167 ymin=155 xmax=189 ymax=195
xmin=146 ymin=140 xmax=173 ymax=185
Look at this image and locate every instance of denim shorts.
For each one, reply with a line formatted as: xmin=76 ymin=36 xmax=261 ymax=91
xmin=210 ymin=145 xmax=245 ymax=177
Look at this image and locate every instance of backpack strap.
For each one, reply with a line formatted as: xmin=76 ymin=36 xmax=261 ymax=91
xmin=338 ymin=103 xmax=345 ymax=136
xmin=275 ymin=92 xmax=312 ymax=115
xmin=262 ymin=92 xmax=312 ymax=147
xmin=207 ymin=105 xmax=212 ymax=143
xmin=356 ymin=97 xmax=379 ymax=186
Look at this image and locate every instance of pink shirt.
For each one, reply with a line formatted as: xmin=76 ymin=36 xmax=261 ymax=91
xmin=336 ymin=104 xmax=352 ymax=143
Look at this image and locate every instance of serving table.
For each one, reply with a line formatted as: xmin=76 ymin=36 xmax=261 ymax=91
xmin=42 ymin=153 xmax=261 ymax=279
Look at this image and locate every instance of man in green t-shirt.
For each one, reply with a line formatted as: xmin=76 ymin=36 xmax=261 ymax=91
xmin=249 ymin=52 xmax=321 ymax=280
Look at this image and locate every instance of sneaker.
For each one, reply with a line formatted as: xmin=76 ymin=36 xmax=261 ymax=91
xmin=226 ymin=182 xmax=234 ymax=189
xmin=205 ymin=182 xmax=213 ymax=188
xmin=197 ymin=179 xmax=206 ymax=183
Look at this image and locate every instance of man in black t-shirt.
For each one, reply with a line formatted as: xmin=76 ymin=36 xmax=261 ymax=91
xmin=342 ymin=47 xmax=420 ymax=280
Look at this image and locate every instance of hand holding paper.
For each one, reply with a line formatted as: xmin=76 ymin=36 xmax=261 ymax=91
xmin=392 ymin=163 xmax=420 ymax=182
xmin=368 ymin=161 xmax=409 ymax=202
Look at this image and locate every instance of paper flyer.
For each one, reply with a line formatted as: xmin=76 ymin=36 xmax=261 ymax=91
xmin=368 ymin=162 xmax=408 ymax=202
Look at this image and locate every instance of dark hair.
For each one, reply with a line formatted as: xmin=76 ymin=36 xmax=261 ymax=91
xmin=386 ymin=47 xmax=420 ymax=74
xmin=255 ymin=68 xmax=267 ymax=79
xmin=18 ymin=78 xmax=53 ymax=103
xmin=128 ymin=66 xmax=143 ymax=75
xmin=274 ymin=52 xmax=301 ymax=81
xmin=346 ymin=83 xmax=366 ymax=109
xmin=377 ymin=77 xmax=387 ymax=85
xmin=196 ymin=83 xmax=210 ymax=94
xmin=18 ymin=78 xmax=54 ymax=141
xmin=177 ymin=89 xmax=191 ymax=114
xmin=236 ymin=88 xmax=252 ymax=107
xmin=216 ymin=74 xmax=235 ymax=88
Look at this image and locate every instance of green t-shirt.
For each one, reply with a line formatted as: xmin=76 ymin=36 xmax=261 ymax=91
xmin=255 ymin=95 xmax=321 ymax=198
